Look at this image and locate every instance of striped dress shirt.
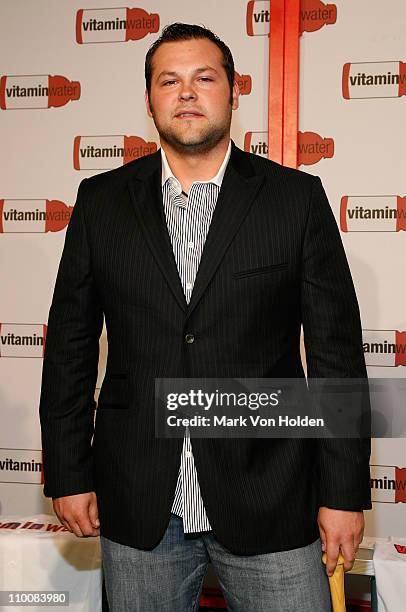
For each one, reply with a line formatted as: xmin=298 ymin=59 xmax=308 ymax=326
xmin=160 ymin=140 xmax=232 ymax=535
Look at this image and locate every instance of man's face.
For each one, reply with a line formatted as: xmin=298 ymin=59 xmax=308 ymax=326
xmin=145 ymin=38 xmax=239 ymax=154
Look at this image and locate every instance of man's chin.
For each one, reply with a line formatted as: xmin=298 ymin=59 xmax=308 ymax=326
xmin=160 ymin=131 xmax=226 ymax=154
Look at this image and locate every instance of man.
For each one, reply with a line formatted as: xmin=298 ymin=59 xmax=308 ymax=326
xmin=39 ymin=22 xmax=371 ymax=611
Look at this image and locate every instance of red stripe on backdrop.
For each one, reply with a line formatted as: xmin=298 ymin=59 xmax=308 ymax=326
xmin=268 ymin=0 xmax=300 ymax=168
xmin=268 ymin=0 xmax=285 ymax=164
xmin=283 ymin=0 xmax=300 ymax=168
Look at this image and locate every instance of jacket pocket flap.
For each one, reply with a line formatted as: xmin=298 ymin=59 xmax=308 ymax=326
xmin=233 ymin=262 xmax=288 ymax=278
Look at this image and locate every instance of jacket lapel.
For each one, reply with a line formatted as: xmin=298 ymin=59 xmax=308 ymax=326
xmin=128 ymin=155 xmax=188 ymax=313
xmin=127 ymin=140 xmax=265 ymax=319
xmin=185 ymin=144 xmax=264 ymax=320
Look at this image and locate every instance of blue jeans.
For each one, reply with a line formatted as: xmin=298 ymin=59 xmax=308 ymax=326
xmin=100 ymin=513 xmax=332 ymax=611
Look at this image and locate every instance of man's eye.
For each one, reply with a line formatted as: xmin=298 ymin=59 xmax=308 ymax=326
xmin=163 ymin=80 xmax=176 ymax=86
xmin=199 ymin=77 xmax=213 ymax=82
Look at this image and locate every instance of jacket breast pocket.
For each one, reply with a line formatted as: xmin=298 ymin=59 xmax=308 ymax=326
xmin=97 ymin=374 xmax=130 ymax=409
xmin=232 ymin=262 xmax=289 ymax=279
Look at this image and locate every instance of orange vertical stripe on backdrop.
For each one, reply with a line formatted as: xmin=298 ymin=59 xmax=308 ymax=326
xmin=268 ymin=0 xmax=285 ymax=164
xmin=283 ymin=0 xmax=300 ymax=168
xmin=268 ymin=0 xmax=300 ymax=168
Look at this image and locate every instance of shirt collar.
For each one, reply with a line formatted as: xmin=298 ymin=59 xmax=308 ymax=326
xmin=161 ymin=140 xmax=232 ymax=190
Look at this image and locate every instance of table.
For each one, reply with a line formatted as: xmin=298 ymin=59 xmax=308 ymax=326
xmin=0 ymin=514 xmax=102 ymax=611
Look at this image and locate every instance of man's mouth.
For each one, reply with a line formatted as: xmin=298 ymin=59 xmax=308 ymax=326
xmin=175 ymin=112 xmax=204 ymax=119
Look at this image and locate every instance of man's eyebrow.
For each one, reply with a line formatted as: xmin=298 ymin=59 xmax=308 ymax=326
xmin=156 ymin=66 xmax=219 ymax=80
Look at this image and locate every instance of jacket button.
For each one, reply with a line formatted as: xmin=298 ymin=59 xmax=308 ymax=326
xmin=185 ymin=333 xmax=195 ymax=344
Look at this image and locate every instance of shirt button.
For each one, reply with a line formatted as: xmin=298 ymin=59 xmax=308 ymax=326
xmin=188 ymin=242 xmax=194 ymax=249
xmin=186 ymin=282 xmax=192 ymax=290
xmin=185 ymin=333 xmax=195 ymax=344
xmin=185 ymin=451 xmax=192 ymax=457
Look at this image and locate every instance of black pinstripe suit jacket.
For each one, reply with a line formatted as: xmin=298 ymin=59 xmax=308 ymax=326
xmin=39 ymin=139 xmax=371 ymax=555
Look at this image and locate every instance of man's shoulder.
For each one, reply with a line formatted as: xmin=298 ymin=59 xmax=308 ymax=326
xmin=240 ymin=145 xmax=319 ymax=189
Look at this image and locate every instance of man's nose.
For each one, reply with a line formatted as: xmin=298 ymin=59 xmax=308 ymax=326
xmin=178 ymin=82 xmax=197 ymax=100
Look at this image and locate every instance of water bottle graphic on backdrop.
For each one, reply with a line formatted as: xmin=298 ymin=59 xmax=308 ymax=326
xmin=300 ymin=0 xmax=337 ymax=34
xmin=340 ymin=196 xmax=406 ymax=232
xmin=76 ymin=7 xmax=159 ymax=43
xmin=73 ymin=135 xmax=157 ymax=170
xmin=234 ymin=72 xmax=252 ymax=95
xmin=0 ymin=324 xmax=47 ymax=358
xmin=298 ymin=131 xmax=334 ymax=166
xmin=247 ymin=0 xmax=337 ymax=36
xmin=0 ymin=200 xmax=72 ymax=233
xmin=246 ymin=0 xmax=270 ymax=36
xmin=370 ymin=465 xmax=406 ymax=503
xmin=363 ymin=329 xmax=406 ymax=367
xmin=243 ymin=132 xmax=268 ymax=157
xmin=243 ymin=131 xmax=335 ymax=166
xmin=0 ymin=75 xmax=80 ymax=109
xmin=343 ymin=61 xmax=406 ymax=99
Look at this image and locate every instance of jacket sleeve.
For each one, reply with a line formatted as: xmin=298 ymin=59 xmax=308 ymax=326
xmin=39 ymin=178 xmax=104 ymax=499
xmin=301 ymin=175 xmax=372 ymax=511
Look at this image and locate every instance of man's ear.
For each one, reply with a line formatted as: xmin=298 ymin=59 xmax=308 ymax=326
xmin=231 ymin=79 xmax=240 ymax=111
xmin=145 ymin=89 xmax=153 ymax=117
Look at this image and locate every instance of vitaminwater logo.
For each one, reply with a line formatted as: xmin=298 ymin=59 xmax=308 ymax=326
xmin=363 ymin=329 xmax=406 ymax=367
xmin=340 ymin=196 xmax=406 ymax=232
xmin=246 ymin=0 xmax=270 ymax=36
xmin=370 ymin=465 xmax=406 ymax=503
xmin=235 ymin=71 xmax=252 ymax=95
xmin=300 ymin=0 xmax=337 ymax=34
xmin=76 ymin=7 xmax=159 ymax=43
xmin=243 ymin=132 xmax=268 ymax=157
xmin=0 ymin=200 xmax=72 ymax=233
xmin=247 ymin=0 xmax=336 ymax=36
xmin=0 ymin=449 xmax=43 ymax=484
xmin=0 ymin=324 xmax=47 ymax=358
xmin=74 ymin=135 xmax=157 ymax=170
xmin=298 ymin=131 xmax=334 ymax=166
xmin=244 ymin=131 xmax=335 ymax=165
xmin=0 ymin=75 xmax=80 ymax=110
xmin=343 ymin=61 xmax=406 ymax=99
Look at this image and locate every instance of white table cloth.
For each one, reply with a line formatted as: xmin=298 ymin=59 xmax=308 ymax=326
xmin=0 ymin=514 xmax=102 ymax=611
xmin=373 ymin=536 xmax=406 ymax=612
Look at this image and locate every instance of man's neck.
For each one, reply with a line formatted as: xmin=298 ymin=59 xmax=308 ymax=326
xmin=160 ymin=137 xmax=231 ymax=194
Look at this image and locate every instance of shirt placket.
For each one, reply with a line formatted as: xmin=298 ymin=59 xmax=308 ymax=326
xmin=181 ymin=185 xmax=212 ymax=533
xmin=166 ymin=179 xmax=214 ymax=533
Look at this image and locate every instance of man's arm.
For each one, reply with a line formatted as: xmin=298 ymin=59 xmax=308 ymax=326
xmin=300 ymin=176 xmax=371 ymax=573
xmin=39 ymin=178 xmax=103 ymax=523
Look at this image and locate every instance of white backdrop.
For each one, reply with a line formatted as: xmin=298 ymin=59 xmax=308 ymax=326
xmin=0 ymin=0 xmax=405 ymax=542
xmin=299 ymin=0 xmax=406 ymax=539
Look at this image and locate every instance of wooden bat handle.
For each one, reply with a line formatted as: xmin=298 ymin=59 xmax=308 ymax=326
xmin=322 ymin=552 xmax=346 ymax=612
